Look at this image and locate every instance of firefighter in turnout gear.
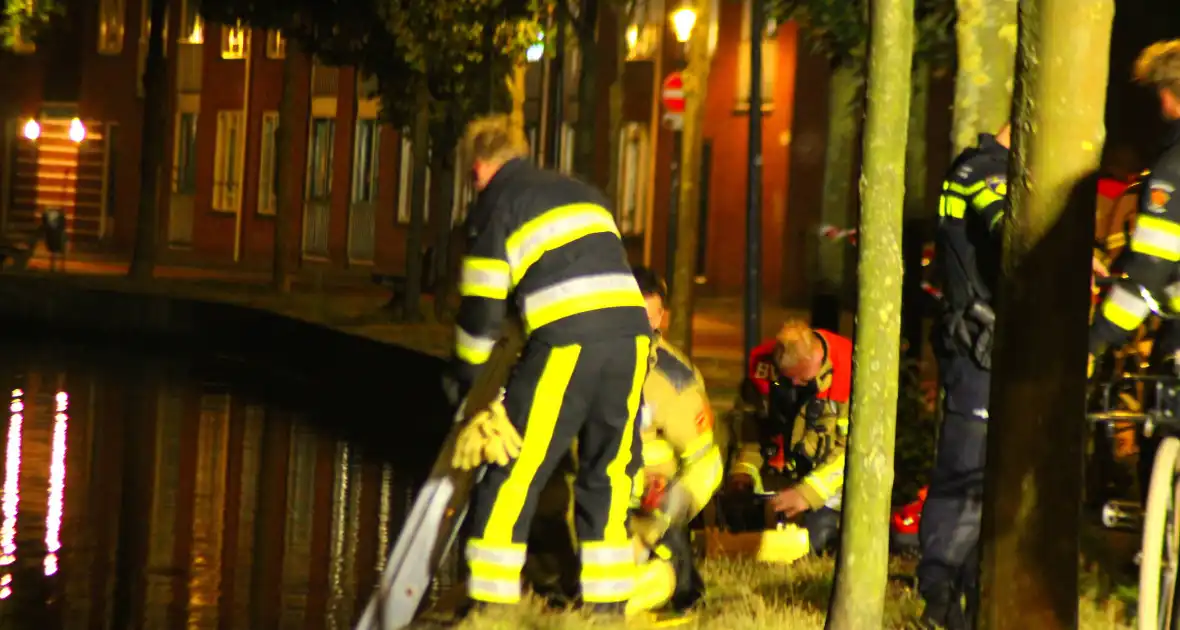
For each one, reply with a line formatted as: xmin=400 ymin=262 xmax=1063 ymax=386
xmin=724 ymin=320 xmax=851 ymax=565
xmin=918 ymin=124 xmax=1011 ymax=630
xmin=448 ymin=115 xmax=653 ymax=614
xmin=626 ymin=266 xmax=723 ymax=617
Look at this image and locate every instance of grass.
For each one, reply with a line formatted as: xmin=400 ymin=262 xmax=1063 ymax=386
xmin=449 ymin=556 xmax=1135 ymax=630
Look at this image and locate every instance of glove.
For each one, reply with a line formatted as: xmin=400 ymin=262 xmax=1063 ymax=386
xmin=451 ymin=399 xmax=523 ymax=471
xmin=631 ymin=510 xmax=671 ymax=549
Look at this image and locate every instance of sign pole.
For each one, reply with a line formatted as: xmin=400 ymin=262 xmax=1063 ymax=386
xmin=661 ymin=71 xmax=686 ymax=293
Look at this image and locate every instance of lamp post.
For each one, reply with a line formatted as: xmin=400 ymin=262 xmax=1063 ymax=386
xmin=664 ymin=5 xmax=695 ymax=297
xmin=744 ymin=0 xmax=764 ymax=363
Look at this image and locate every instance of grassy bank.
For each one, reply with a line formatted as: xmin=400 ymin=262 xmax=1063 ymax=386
xmin=453 ymin=556 xmax=1133 ymax=629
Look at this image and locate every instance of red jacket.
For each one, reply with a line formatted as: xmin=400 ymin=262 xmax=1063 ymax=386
xmin=745 ymin=329 xmax=852 ymax=405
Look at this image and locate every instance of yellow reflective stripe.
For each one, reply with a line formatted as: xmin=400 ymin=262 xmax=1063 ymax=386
xmin=642 ymin=440 xmax=676 ymax=467
xmin=946 ymin=181 xmax=985 ymax=196
xmin=835 ymin=416 xmax=849 ymax=434
xmin=1167 ymin=282 xmax=1180 ymax=312
xmin=466 ymin=540 xmax=526 ymax=604
xmin=680 ymin=432 xmax=714 ymax=464
xmin=1100 ymin=285 xmax=1151 ymax=332
xmin=505 ymin=203 xmax=621 ymax=285
xmin=1131 ymin=214 xmax=1180 ymax=262
xmin=734 ymin=462 xmax=766 ymax=494
xmin=604 ymin=336 xmax=651 ymax=542
xmin=580 ymin=543 xmax=635 ymax=602
xmin=971 ymin=187 xmax=1003 ymax=211
xmin=1106 ymin=232 xmax=1127 ymax=249
xmin=455 ymin=328 xmax=497 ymax=365
xmin=521 ymin=273 xmax=646 ymax=334
xmin=939 ymin=193 xmax=967 ymax=219
xmin=460 ymin=257 xmax=511 ymax=299
xmin=802 ymin=453 xmax=845 ymax=501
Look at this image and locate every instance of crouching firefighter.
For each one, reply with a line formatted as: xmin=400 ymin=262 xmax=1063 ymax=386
xmin=445 ymin=114 xmax=653 ymax=615
xmin=723 ymin=319 xmax=851 ymax=564
xmin=919 ymin=123 xmax=1011 ymax=630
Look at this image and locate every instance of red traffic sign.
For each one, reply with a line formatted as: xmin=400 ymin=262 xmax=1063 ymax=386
xmin=662 ymin=72 xmax=685 ymax=115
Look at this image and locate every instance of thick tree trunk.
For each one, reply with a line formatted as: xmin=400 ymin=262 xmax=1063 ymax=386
xmin=902 ymin=60 xmax=930 ymax=360
xmin=401 ymin=85 xmax=431 ymax=322
xmin=825 ymin=0 xmax=912 ymax=627
xmin=978 ymin=1 xmax=1112 ymax=627
xmin=507 ymin=65 xmax=527 ymax=132
xmin=573 ymin=0 xmax=600 ymax=184
xmin=127 ymin=0 xmax=169 ymax=280
xmin=429 ymin=146 xmax=456 ymax=321
xmin=811 ymin=64 xmax=864 ymax=330
xmin=951 ymin=0 xmax=1018 ymax=154
xmin=272 ymin=47 xmax=304 ymax=293
xmin=604 ymin=2 xmax=628 ymax=204
xmin=665 ymin=0 xmax=713 ymax=353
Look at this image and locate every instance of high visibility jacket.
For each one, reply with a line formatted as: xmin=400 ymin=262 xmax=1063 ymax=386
xmin=732 ymin=329 xmax=852 ymax=511
xmin=451 ymin=158 xmax=651 ymax=392
xmin=1092 ymin=122 xmax=1180 ymax=354
xmin=635 ymin=337 xmax=723 ymax=525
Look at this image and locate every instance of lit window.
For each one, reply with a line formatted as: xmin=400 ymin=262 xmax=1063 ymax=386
xmin=616 ymin=123 xmax=650 ymax=236
xmin=97 ymin=0 xmax=126 ymax=55
xmin=180 ymin=0 xmax=202 ymax=43
xmin=220 ymin=22 xmax=249 ymax=59
xmin=306 ymin=118 xmax=335 ymax=202
xmin=258 ymin=112 xmax=279 ymax=214
xmin=212 ymin=111 xmax=244 ymax=211
xmin=397 ymin=134 xmax=432 ymax=224
xmin=352 ymin=119 xmax=381 ymax=204
xmin=735 ymin=0 xmax=777 ymax=111
xmin=265 ymin=29 xmax=285 ymax=59
xmin=172 ymin=112 xmax=199 ymax=195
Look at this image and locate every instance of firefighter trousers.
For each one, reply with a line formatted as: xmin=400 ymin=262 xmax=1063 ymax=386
xmin=918 ymin=354 xmax=988 ymax=620
xmin=465 ymin=334 xmax=651 ymax=605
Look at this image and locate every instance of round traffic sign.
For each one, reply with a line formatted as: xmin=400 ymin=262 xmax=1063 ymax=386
xmin=662 ymin=72 xmax=685 ymax=114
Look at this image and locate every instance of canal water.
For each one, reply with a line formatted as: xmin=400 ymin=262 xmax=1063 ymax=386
xmin=0 ymin=340 xmax=434 ymax=630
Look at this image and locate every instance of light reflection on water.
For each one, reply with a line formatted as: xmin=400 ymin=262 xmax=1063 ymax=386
xmin=0 ymin=349 xmax=420 ymax=629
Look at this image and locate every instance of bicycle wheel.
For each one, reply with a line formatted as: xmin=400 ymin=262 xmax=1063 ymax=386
xmin=1139 ymin=436 xmax=1180 ymax=629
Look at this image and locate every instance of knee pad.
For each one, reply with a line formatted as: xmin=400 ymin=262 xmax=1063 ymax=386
xmin=755 ymin=525 xmax=812 ymax=565
xmin=626 ymin=557 xmax=676 ymax=615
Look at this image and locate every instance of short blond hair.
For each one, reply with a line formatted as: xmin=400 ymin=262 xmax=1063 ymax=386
xmin=775 ymin=319 xmax=815 ymax=371
xmin=1133 ymin=39 xmax=1180 ymax=97
xmin=462 ymin=114 xmax=530 ymax=167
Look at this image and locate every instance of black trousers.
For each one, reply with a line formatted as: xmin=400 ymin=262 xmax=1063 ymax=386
xmin=465 ymin=334 xmax=651 ymax=605
xmin=917 ymin=353 xmax=988 ymax=617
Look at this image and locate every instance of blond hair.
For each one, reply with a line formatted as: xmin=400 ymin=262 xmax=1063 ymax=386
xmin=461 ymin=114 xmax=530 ymax=167
xmin=775 ymin=319 xmax=815 ymax=371
xmin=1133 ymin=39 xmax=1180 ymax=97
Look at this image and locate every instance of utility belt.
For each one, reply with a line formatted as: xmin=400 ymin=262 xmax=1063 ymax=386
xmin=941 ymin=299 xmax=996 ymax=371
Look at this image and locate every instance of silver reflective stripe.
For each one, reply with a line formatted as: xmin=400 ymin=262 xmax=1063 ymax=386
xmin=682 ymin=440 xmax=714 ymax=465
xmin=456 ymin=328 xmax=497 ymax=357
xmin=1107 ymin=284 xmax=1152 ymax=320
xmin=461 ymin=265 xmax=511 ymax=294
xmin=466 ymin=545 xmax=526 ymax=567
xmin=580 ymin=545 xmax=633 ymax=566
xmin=507 ymin=207 xmax=618 ymax=273
xmin=469 ymin=577 xmax=521 ymax=597
xmin=825 ymin=492 xmax=843 ymax=511
xmin=523 ymin=273 xmax=641 ymax=314
xmin=1133 ymin=222 xmax=1180 ymax=258
xmin=580 ymin=578 xmax=634 ymax=600
xmin=1165 ymin=282 xmax=1180 ymax=304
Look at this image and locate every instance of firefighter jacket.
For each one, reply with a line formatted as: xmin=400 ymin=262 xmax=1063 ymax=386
xmin=731 ymin=329 xmax=852 ymax=511
xmin=450 ymin=157 xmax=651 ymax=394
xmin=1096 ymin=174 xmax=1145 ymax=266
xmin=635 ymin=336 xmax=724 ymax=527
xmin=1092 ymin=122 xmax=1180 ymax=354
xmin=933 ymin=133 xmax=1009 ymax=318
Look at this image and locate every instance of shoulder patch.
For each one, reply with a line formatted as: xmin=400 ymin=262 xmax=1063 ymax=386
xmin=1148 ymin=179 xmax=1174 ymax=214
xmin=985 ymin=175 xmax=1007 ymax=196
xmin=655 ymin=347 xmax=696 ymax=392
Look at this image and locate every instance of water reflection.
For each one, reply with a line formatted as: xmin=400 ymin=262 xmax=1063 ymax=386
xmin=0 ymin=346 xmax=419 ymax=629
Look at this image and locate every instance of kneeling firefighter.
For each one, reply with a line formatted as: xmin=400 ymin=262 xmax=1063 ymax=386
xmin=723 ymin=320 xmax=851 ymax=564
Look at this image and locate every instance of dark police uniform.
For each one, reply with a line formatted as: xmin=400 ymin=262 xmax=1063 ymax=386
xmin=452 ymin=157 xmax=653 ymax=608
xmin=919 ymin=132 xmax=1009 ymax=628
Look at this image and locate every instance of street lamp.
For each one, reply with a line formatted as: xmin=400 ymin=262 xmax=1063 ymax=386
xmin=670 ymin=6 xmax=697 ymax=44
xmin=625 ymin=24 xmax=639 ymax=58
xmin=68 ymin=118 xmax=86 ymax=144
xmin=525 ymin=32 xmax=544 ymax=63
xmin=22 ymin=119 xmax=40 ymax=142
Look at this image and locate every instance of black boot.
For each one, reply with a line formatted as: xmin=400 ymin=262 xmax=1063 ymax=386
xmin=919 ymin=589 xmax=967 ymax=630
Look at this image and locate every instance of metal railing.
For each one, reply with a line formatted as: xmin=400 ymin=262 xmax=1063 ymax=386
xmin=347 ymin=201 xmax=376 ymax=264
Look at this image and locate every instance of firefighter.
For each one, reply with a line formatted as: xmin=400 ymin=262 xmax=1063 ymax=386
xmin=446 ymin=114 xmax=653 ymax=614
xmin=918 ymin=123 xmax=1011 ymax=630
xmin=626 ymin=265 xmax=723 ymax=617
xmin=723 ymin=319 xmax=851 ymax=564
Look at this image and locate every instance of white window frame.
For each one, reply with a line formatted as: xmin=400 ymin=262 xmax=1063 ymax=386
xmin=397 ymin=134 xmax=432 ymax=224
xmin=306 ymin=117 xmax=336 ymax=202
xmin=352 ymin=118 xmax=381 ymax=204
xmin=616 ymin=123 xmax=649 ymax=236
xmin=97 ymin=0 xmax=126 ymax=55
xmin=220 ymin=21 xmax=249 ymax=59
xmin=172 ymin=111 xmax=199 ymax=195
xmin=212 ymin=111 xmax=244 ymax=212
xmin=257 ymin=111 xmax=279 ymax=215
xmin=265 ymin=29 xmax=285 ymax=59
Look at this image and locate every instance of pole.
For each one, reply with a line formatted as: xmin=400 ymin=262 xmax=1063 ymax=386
xmin=666 ymin=130 xmax=682 ymax=292
xmin=743 ymin=0 xmax=764 ymax=362
xmin=547 ymin=9 xmax=566 ymax=170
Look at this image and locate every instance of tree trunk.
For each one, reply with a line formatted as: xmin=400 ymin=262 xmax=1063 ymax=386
xmin=665 ymin=0 xmax=713 ymax=353
xmin=429 ymin=146 xmax=456 ymax=321
xmin=401 ymin=85 xmax=431 ymax=323
xmin=127 ymin=0 xmax=169 ymax=280
xmin=507 ymin=64 xmax=527 ymax=131
xmin=951 ymin=0 xmax=1018 ymax=154
xmin=811 ymin=64 xmax=864 ymax=330
xmin=825 ymin=0 xmax=912 ymax=626
xmin=978 ymin=0 xmax=1112 ymax=627
xmin=604 ymin=2 xmax=628 ymax=204
xmin=902 ymin=60 xmax=930 ymax=360
xmin=272 ymin=46 xmax=304 ymax=293
xmin=573 ymin=0 xmax=600 ymax=184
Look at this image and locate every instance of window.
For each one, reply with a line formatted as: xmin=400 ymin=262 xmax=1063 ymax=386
xmin=616 ymin=123 xmax=649 ymax=236
xmin=180 ymin=0 xmax=203 ymax=43
xmin=265 ymin=29 xmax=285 ymax=59
xmin=212 ymin=111 xmax=244 ymax=211
xmin=221 ymin=22 xmax=249 ymax=59
xmin=559 ymin=123 xmax=575 ymax=175
xmin=140 ymin=0 xmax=170 ymax=49
xmin=172 ymin=112 xmax=198 ymax=195
xmin=735 ymin=0 xmax=777 ymax=110
xmin=97 ymin=0 xmax=126 ymax=54
xmin=257 ymin=112 xmax=279 ymax=214
xmin=352 ymin=119 xmax=380 ymax=204
xmin=397 ymin=135 xmax=431 ymax=224
xmin=306 ymin=118 xmax=335 ymax=201
xmin=622 ymin=0 xmax=661 ymax=61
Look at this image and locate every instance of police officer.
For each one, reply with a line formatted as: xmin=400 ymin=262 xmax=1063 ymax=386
xmin=918 ymin=123 xmax=1011 ymax=630
xmin=449 ymin=114 xmax=653 ymax=614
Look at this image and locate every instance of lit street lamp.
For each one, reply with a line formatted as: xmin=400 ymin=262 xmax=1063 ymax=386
xmin=664 ymin=4 xmax=696 ymax=300
xmin=670 ymin=6 xmax=697 ymax=45
xmin=68 ymin=118 xmax=86 ymax=144
xmin=22 ymin=119 xmax=40 ymax=142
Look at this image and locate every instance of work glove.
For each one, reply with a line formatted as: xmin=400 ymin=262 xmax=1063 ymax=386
xmin=451 ymin=399 xmax=524 ymax=471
